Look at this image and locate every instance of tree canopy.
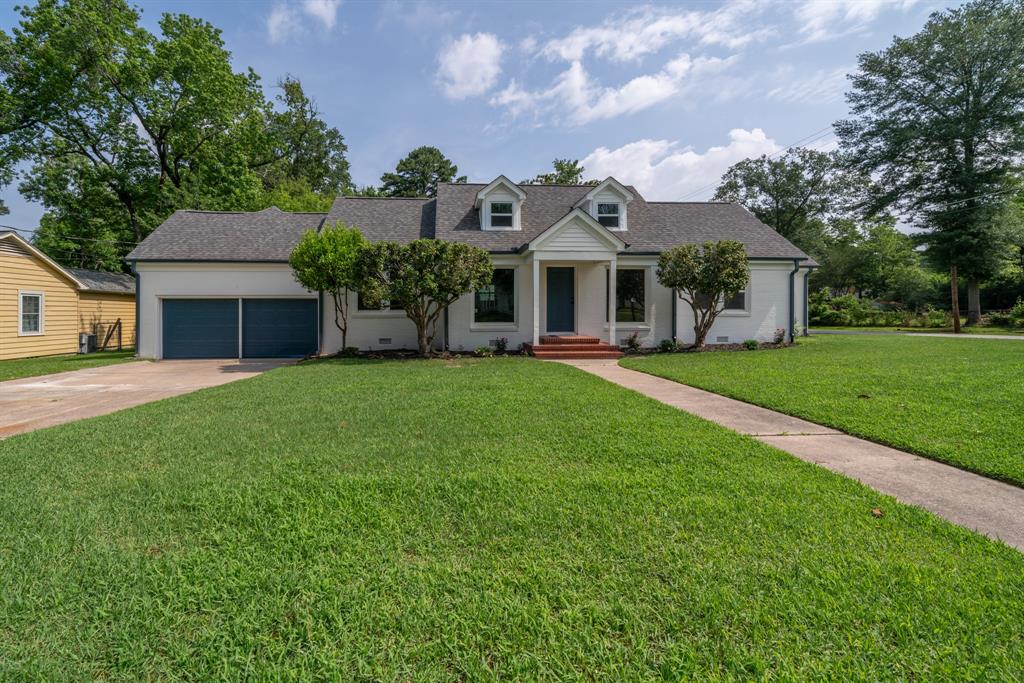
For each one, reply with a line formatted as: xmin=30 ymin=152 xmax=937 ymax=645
xmin=357 ymin=239 xmax=491 ymax=355
xmin=379 ymin=146 xmax=466 ymax=198
xmin=0 ymin=0 xmax=351 ymax=271
xmin=656 ymin=241 xmax=751 ymax=348
xmin=836 ymin=0 xmax=1024 ymax=324
xmin=713 ymin=148 xmax=866 ymax=257
xmin=523 ymin=159 xmax=597 ymax=185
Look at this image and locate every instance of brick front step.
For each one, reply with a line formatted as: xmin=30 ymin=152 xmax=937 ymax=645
xmin=539 ymin=335 xmax=602 ymax=345
xmin=526 ymin=342 xmax=624 ymax=359
xmin=530 ymin=343 xmax=621 ymax=352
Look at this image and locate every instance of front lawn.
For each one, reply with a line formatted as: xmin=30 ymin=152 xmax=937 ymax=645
xmin=623 ymin=335 xmax=1024 ymax=485
xmin=0 ymin=358 xmax=1021 ymax=679
xmin=0 ymin=350 xmax=137 ymax=382
xmin=814 ymin=325 xmax=1024 ymax=335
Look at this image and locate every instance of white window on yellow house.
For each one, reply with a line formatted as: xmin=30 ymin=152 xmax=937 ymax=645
xmin=19 ymin=292 xmax=43 ymax=335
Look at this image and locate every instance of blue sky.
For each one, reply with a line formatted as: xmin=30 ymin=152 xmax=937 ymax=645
xmin=1 ymin=0 xmax=954 ymax=232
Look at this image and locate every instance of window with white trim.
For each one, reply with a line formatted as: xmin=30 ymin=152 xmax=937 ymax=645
xmin=19 ymin=292 xmax=42 ymax=334
xmin=490 ymin=202 xmax=514 ymax=228
xmin=474 ymin=268 xmax=515 ymax=324
xmin=723 ymin=289 xmax=747 ymax=312
xmin=597 ymin=203 xmax=620 ymax=229
xmin=606 ymin=269 xmax=646 ymax=323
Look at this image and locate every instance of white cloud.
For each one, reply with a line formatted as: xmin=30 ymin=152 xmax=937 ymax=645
xmin=377 ymin=1 xmax=459 ymax=32
xmin=539 ymin=2 xmax=772 ymax=63
xmin=436 ymin=33 xmax=504 ymax=100
xmin=794 ymin=0 xmax=918 ymax=43
xmin=266 ymin=0 xmax=342 ymax=43
xmin=765 ymin=66 xmax=850 ymax=104
xmin=491 ymin=54 xmax=735 ymax=125
xmin=580 ymin=128 xmax=781 ymax=200
xmin=267 ymin=5 xmax=302 ymax=44
xmin=302 ymin=0 xmax=342 ymax=30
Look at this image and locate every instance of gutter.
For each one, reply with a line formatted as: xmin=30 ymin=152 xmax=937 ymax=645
xmin=671 ymin=289 xmax=677 ymax=343
xmin=789 ymin=259 xmax=801 ymax=342
xmin=318 ymin=290 xmax=325 ymax=355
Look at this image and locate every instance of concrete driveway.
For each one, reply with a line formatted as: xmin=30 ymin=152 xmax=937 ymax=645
xmin=0 ymin=359 xmax=290 ymax=439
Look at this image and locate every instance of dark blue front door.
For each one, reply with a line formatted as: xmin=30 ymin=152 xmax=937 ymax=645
xmin=546 ymin=267 xmax=575 ymax=332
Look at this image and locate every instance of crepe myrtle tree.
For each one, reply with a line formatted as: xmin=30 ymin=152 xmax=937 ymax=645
xmin=657 ymin=240 xmax=750 ymax=348
xmin=289 ymin=222 xmax=367 ymax=351
xmin=358 ymin=239 xmax=492 ymax=356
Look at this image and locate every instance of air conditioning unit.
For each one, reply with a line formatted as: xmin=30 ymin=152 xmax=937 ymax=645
xmin=79 ymin=333 xmax=97 ymax=354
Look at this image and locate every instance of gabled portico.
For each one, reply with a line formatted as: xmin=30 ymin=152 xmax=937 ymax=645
xmin=523 ymin=208 xmax=627 ymax=347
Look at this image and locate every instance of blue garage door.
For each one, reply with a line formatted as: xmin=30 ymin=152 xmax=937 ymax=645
xmin=162 ymin=299 xmax=239 ymax=359
xmin=242 ymin=299 xmax=318 ymax=358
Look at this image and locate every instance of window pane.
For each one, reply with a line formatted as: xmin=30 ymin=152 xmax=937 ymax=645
xmin=490 ymin=202 xmax=513 ymax=214
xmin=616 ymin=270 xmax=645 ymax=322
xmin=490 ymin=214 xmax=513 ymax=227
xmin=20 ymin=295 xmax=41 ymax=333
xmin=597 ymin=203 xmax=619 ymax=215
xmin=474 ymin=268 xmax=515 ymax=323
xmin=724 ymin=290 xmax=746 ymax=311
xmin=598 ymin=215 xmax=619 ymax=228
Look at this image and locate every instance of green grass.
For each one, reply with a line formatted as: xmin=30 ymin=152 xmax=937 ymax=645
xmin=623 ymin=335 xmax=1024 ymax=486
xmin=0 ymin=358 xmax=1021 ymax=679
xmin=814 ymin=325 xmax=1024 ymax=335
xmin=0 ymin=350 xmax=137 ymax=381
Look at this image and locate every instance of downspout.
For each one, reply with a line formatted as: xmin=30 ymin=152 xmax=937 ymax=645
xmin=318 ymin=290 xmax=324 ymax=355
xmin=788 ymin=259 xmax=800 ymax=343
xmin=670 ymin=289 xmax=677 ymax=343
xmin=444 ymin=307 xmax=450 ymax=352
xmin=131 ymin=263 xmax=140 ymax=357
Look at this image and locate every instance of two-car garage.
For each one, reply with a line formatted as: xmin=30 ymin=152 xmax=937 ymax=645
xmin=161 ymin=298 xmax=318 ymax=359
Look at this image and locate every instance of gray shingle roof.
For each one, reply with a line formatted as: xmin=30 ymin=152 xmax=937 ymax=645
xmin=127 ymin=184 xmax=814 ymax=264
xmin=66 ymin=267 xmax=136 ymax=294
xmin=433 ymin=182 xmax=812 ymax=260
xmin=325 ymin=196 xmax=435 ymax=242
xmin=126 ymin=207 xmax=325 ymax=262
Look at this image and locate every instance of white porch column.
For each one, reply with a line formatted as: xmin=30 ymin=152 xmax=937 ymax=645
xmin=532 ymin=254 xmax=541 ymax=346
xmin=608 ymin=256 xmax=617 ymax=346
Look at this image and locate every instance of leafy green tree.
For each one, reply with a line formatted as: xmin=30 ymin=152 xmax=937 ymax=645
xmin=816 ymin=217 xmax=923 ymax=300
xmin=0 ymin=0 xmax=350 ymax=271
xmin=656 ymin=241 xmax=751 ymax=348
xmin=713 ymin=148 xmax=864 ymax=257
xmin=289 ymin=223 xmax=367 ymax=350
xmin=357 ymin=239 xmax=492 ymax=355
xmin=380 ymin=146 xmax=466 ymax=198
xmin=523 ymin=158 xmax=597 ymax=185
xmin=836 ymin=0 xmax=1024 ymax=329
xmin=260 ymin=179 xmax=333 ymax=213
xmin=253 ymin=77 xmax=352 ymax=195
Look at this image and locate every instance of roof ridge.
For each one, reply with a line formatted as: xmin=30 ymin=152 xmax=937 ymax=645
xmin=177 ymin=209 xmax=328 ymax=215
xmin=337 ymin=195 xmax=432 ymax=201
xmin=647 ymin=200 xmax=734 ymax=205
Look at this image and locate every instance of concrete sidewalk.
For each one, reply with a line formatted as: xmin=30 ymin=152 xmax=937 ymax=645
xmin=0 ymin=360 xmax=289 ymax=439
xmin=561 ymin=359 xmax=1024 ymax=551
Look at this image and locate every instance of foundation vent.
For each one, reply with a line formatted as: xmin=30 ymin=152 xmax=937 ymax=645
xmin=716 ymin=335 xmax=729 ymax=343
xmin=378 ymin=337 xmax=392 ymax=346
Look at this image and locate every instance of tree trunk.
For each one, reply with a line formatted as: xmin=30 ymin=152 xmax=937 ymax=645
xmin=416 ymin=321 xmax=431 ymax=357
xmin=950 ymin=264 xmax=962 ymax=334
xmin=966 ymin=280 xmax=982 ymax=326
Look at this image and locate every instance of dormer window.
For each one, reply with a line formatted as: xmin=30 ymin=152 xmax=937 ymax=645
xmin=490 ymin=202 xmax=513 ymax=228
xmin=597 ymin=203 xmax=620 ymax=229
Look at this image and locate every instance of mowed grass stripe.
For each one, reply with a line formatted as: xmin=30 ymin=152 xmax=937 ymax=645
xmin=624 ymin=335 xmax=1024 ymax=486
xmin=0 ymin=358 xmax=1021 ymax=680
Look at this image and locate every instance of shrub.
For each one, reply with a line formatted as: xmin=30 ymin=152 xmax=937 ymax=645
xmin=1011 ymin=298 xmax=1024 ymax=326
xmin=473 ymin=346 xmax=494 ymax=358
xmin=986 ymin=311 xmax=1014 ymax=327
xmin=743 ymin=339 xmax=759 ymax=350
xmin=773 ymin=328 xmax=786 ymax=344
xmin=623 ymin=331 xmax=643 ymax=353
xmin=658 ymin=338 xmax=679 ymax=353
xmin=340 ymin=346 xmax=360 ymax=358
xmin=494 ymin=336 xmax=509 ymax=353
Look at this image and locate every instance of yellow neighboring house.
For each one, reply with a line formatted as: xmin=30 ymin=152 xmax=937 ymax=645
xmin=0 ymin=231 xmax=136 ymax=361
